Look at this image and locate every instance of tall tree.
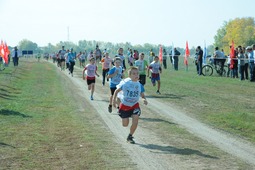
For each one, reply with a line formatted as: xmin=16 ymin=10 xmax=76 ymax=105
xmin=18 ymin=39 xmax=39 ymax=53
xmin=214 ymin=17 xmax=255 ymax=54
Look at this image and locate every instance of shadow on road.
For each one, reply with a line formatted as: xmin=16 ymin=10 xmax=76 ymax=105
xmin=146 ymin=93 xmax=186 ymax=100
xmin=137 ymin=143 xmax=219 ymax=159
xmin=0 ymin=142 xmax=16 ymax=148
xmin=140 ymin=117 xmax=176 ymax=125
xmin=0 ymin=109 xmax=32 ymax=118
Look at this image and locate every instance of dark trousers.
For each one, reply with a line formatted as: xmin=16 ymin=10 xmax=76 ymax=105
xmin=239 ymin=65 xmax=245 ymax=80
xmin=13 ymin=57 xmax=19 ymax=66
xmin=244 ymin=63 xmax=249 ymax=79
xmin=102 ymin=68 xmax=109 ymax=85
xmin=174 ymin=59 xmax=179 ymax=70
xmin=250 ymin=63 xmax=255 ymax=81
xmin=197 ymin=61 xmax=202 ymax=75
xmin=163 ymin=59 xmax=167 ymax=69
xmin=69 ymin=61 xmax=75 ymax=74
xmin=227 ymin=64 xmax=231 ymax=77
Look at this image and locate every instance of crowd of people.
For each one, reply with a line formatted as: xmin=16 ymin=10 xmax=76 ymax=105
xmin=194 ymin=44 xmax=255 ymax=82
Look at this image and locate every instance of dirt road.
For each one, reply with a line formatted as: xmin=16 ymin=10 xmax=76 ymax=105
xmin=53 ymin=62 xmax=255 ymax=169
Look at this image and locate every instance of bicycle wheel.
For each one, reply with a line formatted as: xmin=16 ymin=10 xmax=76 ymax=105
xmin=202 ymin=65 xmax=213 ymax=76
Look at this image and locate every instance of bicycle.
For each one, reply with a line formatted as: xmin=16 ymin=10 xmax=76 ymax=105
xmin=202 ymin=58 xmax=228 ymax=76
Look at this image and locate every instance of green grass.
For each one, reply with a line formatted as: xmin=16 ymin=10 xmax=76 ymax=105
xmin=0 ymin=59 xmax=132 ymax=169
xmin=1 ymin=57 xmax=255 ymax=169
xmin=140 ymin=57 xmax=255 ymax=143
xmin=96 ymin=57 xmax=255 ymax=142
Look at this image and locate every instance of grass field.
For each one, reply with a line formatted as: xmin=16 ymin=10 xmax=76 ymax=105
xmin=0 ymin=59 xmax=133 ymax=169
xmin=0 ymin=57 xmax=254 ymax=169
xmin=142 ymin=57 xmax=255 ymax=143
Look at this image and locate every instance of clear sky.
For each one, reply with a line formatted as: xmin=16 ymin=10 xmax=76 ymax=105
xmin=0 ymin=0 xmax=254 ymax=48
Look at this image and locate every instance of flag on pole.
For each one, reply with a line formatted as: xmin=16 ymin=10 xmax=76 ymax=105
xmin=184 ymin=41 xmax=190 ymax=65
xmin=203 ymin=42 xmax=207 ymax=65
xmin=171 ymin=42 xmax=174 ymax=65
xmin=230 ymin=40 xmax=235 ymax=69
xmin=0 ymin=40 xmax=4 ymax=57
xmin=158 ymin=45 xmax=163 ymax=64
xmin=3 ymin=42 xmax=9 ymax=64
xmin=0 ymin=40 xmax=9 ymax=64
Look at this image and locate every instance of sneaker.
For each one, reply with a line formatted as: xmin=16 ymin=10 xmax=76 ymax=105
xmin=90 ymin=96 xmax=94 ymax=100
xmin=127 ymin=134 xmax=135 ymax=144
xmin=108 ymin=105 xmax=112 ymax=113
xmin=156 ymin=90 xmax=161 ymax=94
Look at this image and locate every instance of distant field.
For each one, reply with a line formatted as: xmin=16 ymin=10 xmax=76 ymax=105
xmin=141 ymin=56 xmax=255 ymax=143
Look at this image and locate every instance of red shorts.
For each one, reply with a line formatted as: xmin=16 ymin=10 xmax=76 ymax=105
xmin=118 ymin=103 xmax=141 ymax=118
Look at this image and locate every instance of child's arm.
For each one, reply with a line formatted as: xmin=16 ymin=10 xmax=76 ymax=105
xmin=112 ymin=88 xmax=121 ymax=108
xmin=147 ymin=67 xmax=150 ymax=77
xmin=159 ymin=67 xmax=162 ymax=74
xmin=95 ymin=66 xmax=100 ymax=77
xmin=140 ymin=92 xmax=148 ymax=105
xmin=82 ymin=68 xmax=86 ymax=80
xmin=107 ymin=68 xmax=118 ymax=78
xmin=95 ymin=71 xmax=99 ymax=77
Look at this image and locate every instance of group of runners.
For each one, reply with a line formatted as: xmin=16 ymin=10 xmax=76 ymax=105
xmin=51 ymin=44 xmax=163 ymax=144
xmin=80 ymin=46 xmax=163 ymax=144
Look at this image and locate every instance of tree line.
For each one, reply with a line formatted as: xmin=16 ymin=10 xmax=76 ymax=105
xmin=12 ymin=17 xmax=255 ymax=57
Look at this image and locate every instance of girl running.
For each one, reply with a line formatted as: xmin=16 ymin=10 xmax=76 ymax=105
xmin=101 ymin=51 xmax=113 ymax=86
xmin=82 ymin=57 xmax=99 ymax=100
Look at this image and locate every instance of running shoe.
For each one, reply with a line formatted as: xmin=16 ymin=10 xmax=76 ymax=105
xmin=90 ymin=95 xmax=94 ymax=100
xmin=127 ymin=134 xmax=135 ymax=144
xmin=156 ymin=90 xmax=161 ymax=94
xmin=108 ymin=105 xmax=112 ymax=113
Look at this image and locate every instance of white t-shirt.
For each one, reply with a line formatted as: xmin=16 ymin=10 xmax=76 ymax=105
xmin=117 ymin=78 xmax=144 ymax=107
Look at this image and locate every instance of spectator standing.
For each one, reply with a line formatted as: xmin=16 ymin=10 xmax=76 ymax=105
xmin=11 ymin=46 xmax=20 ymax=66
xmin=162 ymin=49 xmax=167 ymax=69
xmin=237 ymin=47 xmax=245 ymax=81
xmin=243 ymin=47 xmax=249 ymax=80
xmin=247 ymin=46 xmax=254 ymax=81
xmin=196 ymin=46 xmax=203 ymax=75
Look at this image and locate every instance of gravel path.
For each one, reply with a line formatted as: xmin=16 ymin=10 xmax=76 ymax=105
xmin=53 ymin=62 xmax=255 ymax=169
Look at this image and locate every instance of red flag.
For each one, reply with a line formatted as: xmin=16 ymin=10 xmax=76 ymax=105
xmin=158 ymin=45 xmax=163 ymax=63
xmin=0 ymin=40 xmax=4 ymax=57
xmin=184 ymin=41 xmax=190 ymax=65
xmin=230 ymin=40 xmax=235 ymax=69
xmin=3 ymin=42 xmax=9 ymax=64
xmin=0 ymin=41 xmax=9 ymax=64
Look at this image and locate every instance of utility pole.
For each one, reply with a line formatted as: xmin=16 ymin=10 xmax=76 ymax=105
xmin=67 ymin=26 xmax=69 ymax=41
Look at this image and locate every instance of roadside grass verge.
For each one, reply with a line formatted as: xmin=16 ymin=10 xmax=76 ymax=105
xmin=142 ymin=61 xmax=255 ymax=143
xmin=0 ymin=59 xmax=133 ymax=170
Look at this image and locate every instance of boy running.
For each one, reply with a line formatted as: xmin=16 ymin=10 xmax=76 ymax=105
xmin=82 ymin=57 xmax=99 ymax=100
xmin=107 ymin=57 xmax=123 ymax=113
xmin=147 ymin=56 xmax=162 ymax=94
xmin=113 ymin=67 xmax=148 ymax=144
xmin=134 ymin=52 xmax=148 ymax=86
xmin=58 ymin=46 xmax=66 ymax=71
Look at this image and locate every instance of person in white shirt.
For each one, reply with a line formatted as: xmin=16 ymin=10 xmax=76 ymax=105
xmin=112 ymin=67 xmax=148 ymax=144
